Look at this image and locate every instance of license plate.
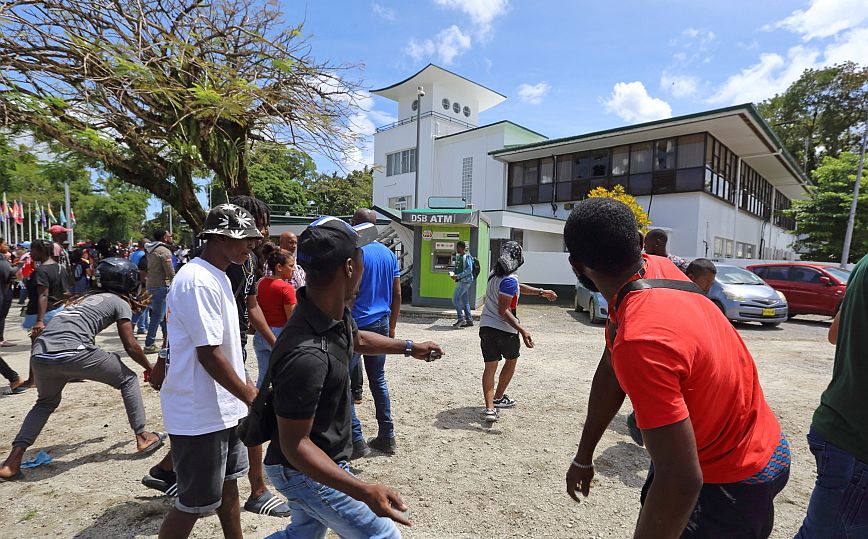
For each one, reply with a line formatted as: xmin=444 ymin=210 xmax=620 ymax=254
xmin=762 ymin=308 xmax=776 ymax=317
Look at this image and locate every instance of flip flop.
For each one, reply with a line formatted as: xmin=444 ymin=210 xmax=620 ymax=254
xmin=0 ymin=470 xmax=22 ymax=482
xmin=139 ymin=431 xmax=167 ymax=455
xmin=244 ymin=490 xmax=291 ymax=518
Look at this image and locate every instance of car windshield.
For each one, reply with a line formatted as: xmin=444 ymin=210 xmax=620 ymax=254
xmin=823 ymin=267 xmax=851 ymax=283
xmin=715 ymin=266 xmax=766 ymax=285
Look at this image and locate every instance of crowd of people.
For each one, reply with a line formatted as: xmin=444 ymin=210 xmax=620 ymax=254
xmin=0 ymin=195 xmax=865 ymax=538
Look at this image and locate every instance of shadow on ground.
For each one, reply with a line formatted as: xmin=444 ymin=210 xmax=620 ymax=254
xmin=567 ymin=310 xmax=606 ymax=328
xmin=72 ymin=497 xmax=169 ymax=538
xmin=434 ymin=406 xmax=503 ymax=434
xmin=595 ymin=441 xmax=651 ymax=489
xmin=16 ymin=437 xmax=149 ymax=482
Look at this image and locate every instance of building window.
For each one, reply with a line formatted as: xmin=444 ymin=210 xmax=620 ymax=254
xmin=388 ymin=195 xmax=412 ymax=211
xmin=714 ymin=237 xmax=724 ymax=258
xmin=386 ymin=149 xmax=416 ymax=177
xmin=773 ymin=191 xmax=795 ymax=230
xmin=539 ymin=157 xmax=554 ymax=203
xmin=461 ymin=157 xmax=473 ymax=204
xmin=611 ymin=145 xmax=630 ymax=176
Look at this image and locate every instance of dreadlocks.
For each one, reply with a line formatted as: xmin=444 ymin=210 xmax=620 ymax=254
xmin=63 ymin=288 xmax=152 ymax=314
xmin=230 ymin=195 xmax=270 ymax=230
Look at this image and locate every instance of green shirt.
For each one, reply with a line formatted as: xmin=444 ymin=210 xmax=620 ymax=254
xmin=813 ymin=254 xmax=868 ymax=463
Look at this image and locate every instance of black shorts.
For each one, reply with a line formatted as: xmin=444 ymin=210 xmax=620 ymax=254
xmin=479 ymin=326 xmax=520 ymax=362
xmin=170 ymin=426 xmax=249 ymax=514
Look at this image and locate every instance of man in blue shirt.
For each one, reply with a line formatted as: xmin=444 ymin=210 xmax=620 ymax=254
xmin=348 ymin=209 xmax=402 ymax=458
xmin=129 ymin=239 xmax=149 ymax=334
xmin=451 ymin=241 xmax=475 ymax=328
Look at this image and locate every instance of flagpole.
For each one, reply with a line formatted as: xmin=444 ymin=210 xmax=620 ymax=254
xmin=64 ymin=182 xmax=73 ymax=246
xmin=13 ymin=202 xmax=17 ymax=247
xmin=28 ymin=202 xmax=31 ymax=242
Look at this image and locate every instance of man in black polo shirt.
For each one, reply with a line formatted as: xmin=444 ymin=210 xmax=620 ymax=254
xmin=264 ymin=216 xmax=444 ymax=538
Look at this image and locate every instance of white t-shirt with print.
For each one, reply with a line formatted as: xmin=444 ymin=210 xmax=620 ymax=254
xmin=161 ymin=257 xmax=248 ymax=436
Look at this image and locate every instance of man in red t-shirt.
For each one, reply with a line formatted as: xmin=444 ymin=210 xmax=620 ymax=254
xmin=563 ymin=198 xmax=789 ymax=538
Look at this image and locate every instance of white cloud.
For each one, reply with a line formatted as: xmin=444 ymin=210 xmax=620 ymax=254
xmin=342 ymin=90 xmax=396 ymax=170
xmin=824 ymin=26 xmax=868 ymax=65
xmin=707 ymin=46 xmax=821 ymax=104
xmin=517 ymin=82 xmax=550 ymax=105
xmin=774 ymin=0 xmax=868 ymax=40
xmin=683 ymin=28 xmax=715 ymax=42
xmin=371 ymin=2 xmax=396 ymax=21
xmin=405 ymin=25 xmax=472 ymax=65
xmin=433 ymin=0 xmax=509 ymax=40
xmin=659 ymin=73 xmax=699 ymax=98
xmin=602 ymin=82 xmax=672 ymax=123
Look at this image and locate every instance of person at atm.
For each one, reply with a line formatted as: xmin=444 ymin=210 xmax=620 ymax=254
xmin=451 ymin=241 xmax=475 ymax=328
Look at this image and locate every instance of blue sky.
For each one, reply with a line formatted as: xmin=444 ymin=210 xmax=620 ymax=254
xmin=150 ymin=0 xmax=868 ymax=217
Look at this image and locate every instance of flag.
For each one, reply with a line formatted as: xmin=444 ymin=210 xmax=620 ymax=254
xmin=70 ymin=207 xmax=76 ymax=227
xmin=41 ymin=204 xmax=47 ymax=227
xmin=0 ymin=194 xmax=6 ymax=223
xmin=47 ymin=202 xmax=56 ymax=224
xmin=60 ymin=207 xmax=67 ymax=226
xmin=14 ymin=201 xmax=23 ymax=225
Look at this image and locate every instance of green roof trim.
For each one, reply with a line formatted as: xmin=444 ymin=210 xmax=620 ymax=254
xmin=405 ymin=208 xmax=475 ymax=214
xmin=488 ymin=103 xmax=809 ymax=189
xmin=435 ymin=120 xmax=548 ymax=141
xmin=371 ymin=63 xmax=506 ymax=98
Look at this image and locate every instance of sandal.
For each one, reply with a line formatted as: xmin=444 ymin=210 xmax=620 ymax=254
xmin=138 ymin=431 xmax=167 ymax=455
xmin=244 ymin=490 xmax=291 ymax=518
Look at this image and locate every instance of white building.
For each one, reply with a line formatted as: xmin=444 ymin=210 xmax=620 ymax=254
xmin=371 ymin=64 xmax=810 ymax=286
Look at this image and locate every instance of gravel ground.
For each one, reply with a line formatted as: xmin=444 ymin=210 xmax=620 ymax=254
xmin=0 ymin=305 xmax=834 ymax=538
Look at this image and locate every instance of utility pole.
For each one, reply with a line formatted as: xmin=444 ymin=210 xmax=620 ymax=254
xmin=841 ymin=119 xmax=868 ymax=268
xmin=414 ymin=85 xmax=424 ymax=209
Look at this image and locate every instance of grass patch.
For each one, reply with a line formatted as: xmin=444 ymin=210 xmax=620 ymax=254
xmin=21 ymin=509 xmax=38 ymax=521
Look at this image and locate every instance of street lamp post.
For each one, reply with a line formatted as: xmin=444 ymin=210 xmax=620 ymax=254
xmin=841 ymin=118 xmax=868 ymax=268
xmin=414 ymin=85 xmax=424 ymax=209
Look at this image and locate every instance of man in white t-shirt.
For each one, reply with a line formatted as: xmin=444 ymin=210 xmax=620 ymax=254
xmin=157 ymin=204 xmax=262 ymax=539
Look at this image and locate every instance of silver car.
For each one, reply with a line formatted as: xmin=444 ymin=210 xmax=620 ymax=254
xmin=708 ymin=264 xmax=788 ymax=326
xmin=574 ymin=280 xmax=608 ymax=324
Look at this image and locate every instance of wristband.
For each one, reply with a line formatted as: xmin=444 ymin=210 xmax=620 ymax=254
xmin=571 ymin=459 xmax=594 ymax=469
xmin=404 ymin=339 xmax=414 ymax=357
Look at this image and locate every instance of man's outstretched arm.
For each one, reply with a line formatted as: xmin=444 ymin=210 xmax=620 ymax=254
xmin=566 ymin=348 xmax=626 ymax=501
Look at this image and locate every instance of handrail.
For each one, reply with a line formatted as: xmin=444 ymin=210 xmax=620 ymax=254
xmin=375 ymin=111 xmax=476 ymax=133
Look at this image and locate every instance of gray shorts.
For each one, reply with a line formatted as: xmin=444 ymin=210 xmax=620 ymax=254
xmin=169 ymin=425 xmax=249 ymax=514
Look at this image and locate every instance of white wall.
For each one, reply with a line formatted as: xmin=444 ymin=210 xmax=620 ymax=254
xmin=518 ymin=251 xmax=575 ymax=285
xmin=524 ymin=230 xmax=564 ymax=252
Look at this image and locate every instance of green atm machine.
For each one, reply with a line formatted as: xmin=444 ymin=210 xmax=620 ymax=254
xmin=401 ymin=208 xmax=490 ymax=308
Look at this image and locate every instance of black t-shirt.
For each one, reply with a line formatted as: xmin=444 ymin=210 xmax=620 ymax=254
xmin=26 ymin=263 xmax=68 ymax=315
xmin=264 ymin=288 xmax=358 ymax=468
xmin=0 ymin=258 xmax=14 ymax=289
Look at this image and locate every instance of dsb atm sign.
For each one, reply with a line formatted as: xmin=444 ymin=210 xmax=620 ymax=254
xmin=401 ymin=210 xmax=479 ymax=227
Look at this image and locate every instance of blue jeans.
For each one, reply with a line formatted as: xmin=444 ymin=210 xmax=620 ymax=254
xmin=264 ymin=461 xmax=400 ymax=539
xmin=253 ymin=326 xmax=283 ymax=388
xmin=796 ymin=426 xmax=868 ymax=538
xmin=132 ymin=306 xmax=149 ymax=333
xmin=145 ymin=286 xmax=169 ymax=347
xmin=452 ymin=280 xmax=473 ymax=321
xmin=351 ymin=316 xmax=393 ymax=442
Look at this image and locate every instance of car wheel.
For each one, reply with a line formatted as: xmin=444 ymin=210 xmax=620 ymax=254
xmin=761 ymin=322 xmax=781 ymax=327
xmin=574 ymin=292 xmax=582 ymax=312
xmin=589 ymin=299 xmax=599 ymax=323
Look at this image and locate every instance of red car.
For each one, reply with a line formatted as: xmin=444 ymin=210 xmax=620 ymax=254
xmin=747 ymin=263 xmax=851 ymax=317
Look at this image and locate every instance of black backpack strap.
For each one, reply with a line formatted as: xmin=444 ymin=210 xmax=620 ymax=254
xmin=608 ymin=278 xmax=705 ymax=345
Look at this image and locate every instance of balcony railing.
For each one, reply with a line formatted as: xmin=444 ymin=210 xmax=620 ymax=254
xmin=375 ymin=110 xmax=476 ymax=133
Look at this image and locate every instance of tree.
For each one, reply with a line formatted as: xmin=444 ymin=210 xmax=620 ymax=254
xmin=0 ymin=0 xmax=362 ymax=232
xmin=790 ymin=152 xmax=868 ymax=263
xmin=248 ymin=144 xmax=315 ymax=214
xmin=588 ymin=184 xmax=652 ymax=231
xmin=75 ymin=179 xmax=151 ymax=243
xmin=305 ymin=168 xmax=374 ymax=216
xmin=757 ymin=63 xmax=867 ymax=174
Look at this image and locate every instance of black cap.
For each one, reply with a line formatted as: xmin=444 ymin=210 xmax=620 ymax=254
xmin=297 ymin=216 xmax=377 ymax=275
xmin=199 ymin=204 xmax=263 ymax=240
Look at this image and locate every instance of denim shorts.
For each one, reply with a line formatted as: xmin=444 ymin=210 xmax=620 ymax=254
xmin=22 ymin=307 xmax=63 ymax=330
xmin=169 ymin=425 xmax=249 ymax=514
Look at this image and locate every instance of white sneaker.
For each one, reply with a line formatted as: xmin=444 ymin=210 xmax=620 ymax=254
xmin=482 ymin=408 xmax=499 ymax=422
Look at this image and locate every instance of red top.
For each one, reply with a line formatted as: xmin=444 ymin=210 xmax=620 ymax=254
xmin=257 ymin=277 xmax=297 ymax=328
xmin=607 ymin=254 xmax=780 ymax=483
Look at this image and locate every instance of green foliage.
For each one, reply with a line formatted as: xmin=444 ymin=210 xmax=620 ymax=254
xmin=305 ymin=168 xmax=374 ymax=216
xmin=757 ymin=62 xmax=867 ymax=174
xmin=248 ymin=143 xmax=315 ymax=213
xmin=791 ymin=152 xmax=868 ymax=263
